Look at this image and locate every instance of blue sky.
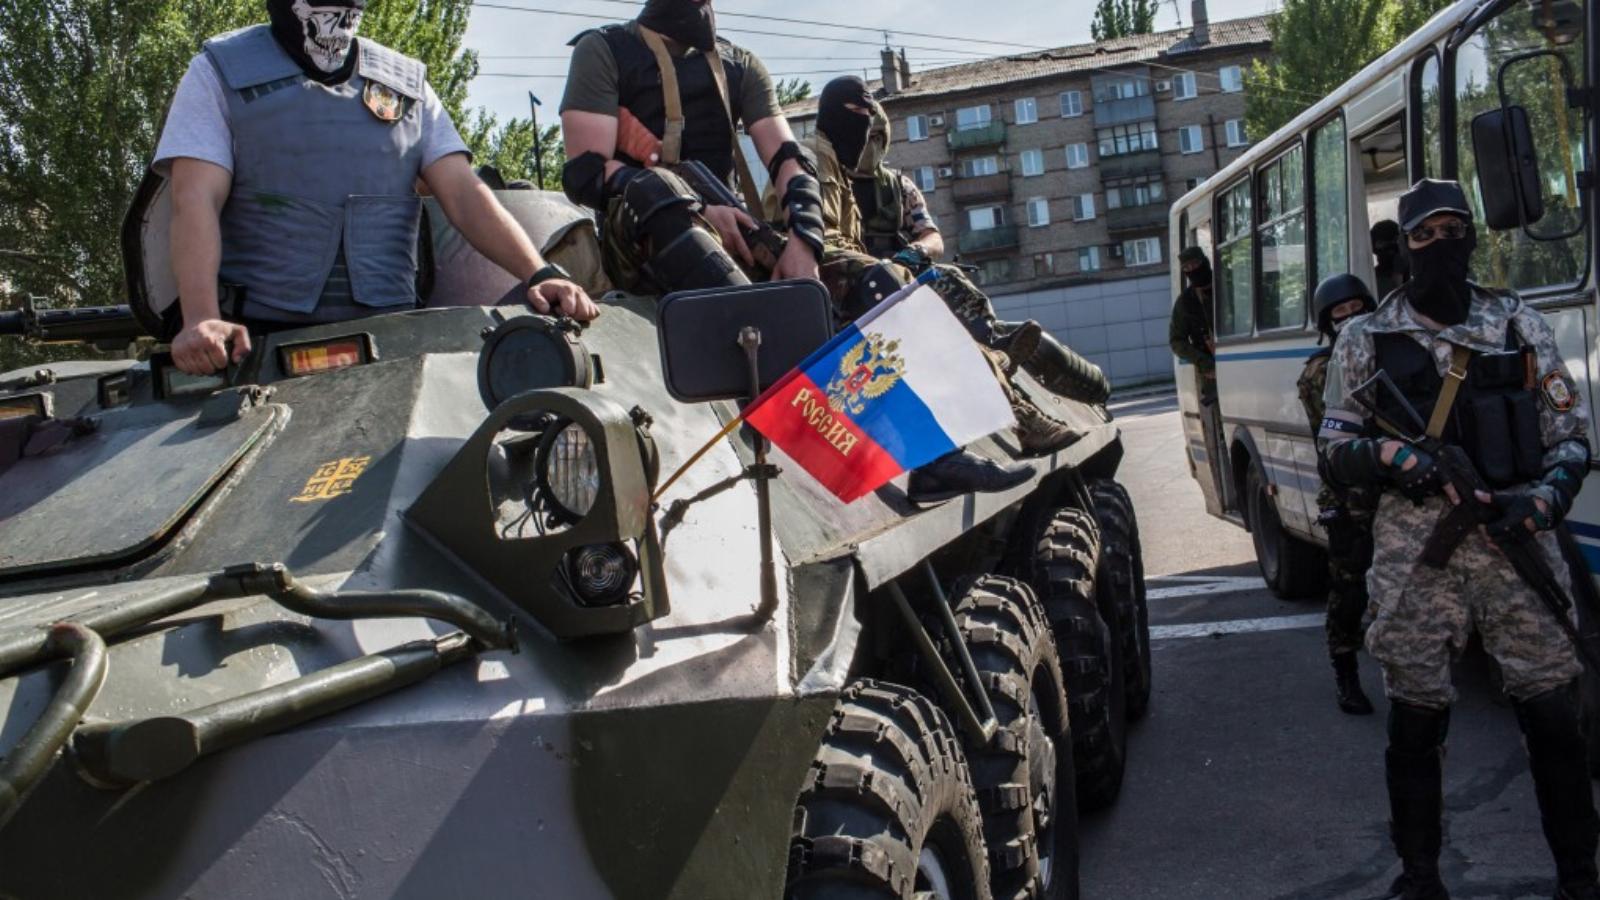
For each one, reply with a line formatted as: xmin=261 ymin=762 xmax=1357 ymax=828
xmin=459 ymin=0 xmax=1276 ymax=124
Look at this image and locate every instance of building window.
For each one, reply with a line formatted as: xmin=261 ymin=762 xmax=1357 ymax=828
xmin=914 ymin=166 xmax=937 ymax=192
xmin=1179 ymin=124 xmax=1205 ymax=155
xmin=1066 ymin=143 xmax=1090 ymax=169
xmin=1073 ymin=193 xmax=1097 ymax=221
xmin=1079 ymin=246 xmax=1102 ymax=272
xmin=1015 ymin=97 xmax=1038 ymax=125
xmin=1219 ymin=65 xmax=1244 ymax=93
xmin=1186 ymin=176 xmax=1204 ymax=191
xmin=1027 ymin=197 xmax=1051 ymax=227
xmin=1225 ymin=119 xmax=1248 ymax=147
xmin=1060 ymin=90 xmax=1083 ymax=117
xmin=974 ymin=258 xmax=1015 ymax=286
xmin=956 ymin=105 xmax=992 ymax=131
xmin=1173 ymin=72 xmax=1197 ymax=100
xmin=906 ymin=115 xmax=928 ymax=142
xmin=968 ymin=205 xmax=1006 ymax=230
xmin=1122 ymin=237 xmax=1162 ymax=266
xmin=1105 ymin=176 xmax=1164 ymax=210
xmin=1094 ymin=75 xmax=1150 ymax=102
xmin=1020 ymin=149 xmax=1045 ymax=177
xmin=960 ymin=155 xmax=1000 ymax=178
xmin=1097 ymin=121 xmax=1158 ymax=157
xmin=1033 ymin=253 xmax=1056 ymax=278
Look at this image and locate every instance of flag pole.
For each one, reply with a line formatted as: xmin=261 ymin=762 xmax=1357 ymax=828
xmin=651 ymin=413 xmax=746 ymax=503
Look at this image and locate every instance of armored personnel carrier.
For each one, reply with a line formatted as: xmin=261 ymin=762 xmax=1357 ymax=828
xmin=0 ymin=186 xmax=1149 ymax=900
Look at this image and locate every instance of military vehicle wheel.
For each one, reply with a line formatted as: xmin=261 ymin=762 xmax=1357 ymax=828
xmin=1027 ymin=507 xmax=1127 ymax=812
xmin=950 ymin=575 xmax=1079 ymax=900
xmin=787 ymin=680 xmax=994 ymax=900
xmin=1089 ymin=479 xmax=1151 ymax=722
xmin=1245 ymin=459 xmax=1325 ymax=600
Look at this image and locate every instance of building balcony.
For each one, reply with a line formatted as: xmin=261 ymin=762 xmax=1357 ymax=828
xmin=1093 ymin=94 xmax=1157 ymax=127
xmin=1105 ymin=203 xmax=1170 ymax=233
xmin=951 ymin=172 xmax=1012 ymax=203
xmin=958 ymin=224 xmax=1020 ymax=255
xmin=948 ymin=120 xmax=1007 ymax=151
xmin=1099 ymin=149 xmax=1164 ymax=181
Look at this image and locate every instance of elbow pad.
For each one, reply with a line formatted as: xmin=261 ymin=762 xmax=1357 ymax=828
xmin=562 ymin=151 xmax=612 ymax=211
xmin=766 ymin=140 xmax=818 ymax=185
xmin=1324 ymin=438 xmax=1388 ymax=489
xmin=782 ymin=174 xmax=825 ymax=261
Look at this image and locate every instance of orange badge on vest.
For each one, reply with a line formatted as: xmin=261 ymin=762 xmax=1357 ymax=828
xmin=364 ymin=82 xmax=404 ymax=123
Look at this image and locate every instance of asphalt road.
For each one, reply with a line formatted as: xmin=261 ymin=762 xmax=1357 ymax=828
xmin=1078 ymin=392 xmax=1559 ymax=900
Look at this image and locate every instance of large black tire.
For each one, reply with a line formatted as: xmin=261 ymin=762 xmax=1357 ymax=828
xmin=1088 ymin=479 xmax=1152 ymax=722
xmin=1245 ymin=458 xmax=1326 ymax=600
xmin=787 ymin=680 xmax=994 ymax=900
xmin=1027 ymin=507 xmax=1128 ymax=812
xmin=950 ymin=575 xmax=1080 ymax=900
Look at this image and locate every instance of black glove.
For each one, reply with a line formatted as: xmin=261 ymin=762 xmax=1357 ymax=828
xmin=892 ymin=245 xmax=932 ymax=272
xmin=1487 ymin=487 xmax=1555 ymax=539
xmin=1387 ymin=445 xmax=1442 ymax=504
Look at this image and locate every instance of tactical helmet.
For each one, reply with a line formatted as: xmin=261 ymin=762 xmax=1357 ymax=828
xmin=1313 ymin=273 xmax=1375 ymax=337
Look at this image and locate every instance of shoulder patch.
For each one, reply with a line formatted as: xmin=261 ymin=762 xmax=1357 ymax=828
xmin=1542 ymin=371 xmax=1578 ymax=412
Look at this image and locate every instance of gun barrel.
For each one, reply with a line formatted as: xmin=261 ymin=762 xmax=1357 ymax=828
xmin=0 ymin=305 xmax=145 ymax=343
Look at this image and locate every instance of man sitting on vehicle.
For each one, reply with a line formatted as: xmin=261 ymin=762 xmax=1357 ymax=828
xmin=155 ymin=0 xmax=597 ymax=376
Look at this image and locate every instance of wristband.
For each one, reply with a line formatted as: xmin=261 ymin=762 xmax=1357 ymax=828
xmin=1390 ymin=446 xmax=1413 ymax=469
xmin=526 ymin=263 xmax=572 ymax=292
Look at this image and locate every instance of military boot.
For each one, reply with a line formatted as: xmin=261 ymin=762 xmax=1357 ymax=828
xmin=1513 ymin=682 xmax=1600 ymax=899
xmin=1333 ymin=652 xmax=1375 ymax=716
xmin=1387 ymin=702 xmax=1451 ymax=900
xmin=1012 ymin=395 xmax=1079 ymax=456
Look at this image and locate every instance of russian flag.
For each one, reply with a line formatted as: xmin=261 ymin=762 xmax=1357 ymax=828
xmin=745 ymin=273 xmax=1016 ymax=502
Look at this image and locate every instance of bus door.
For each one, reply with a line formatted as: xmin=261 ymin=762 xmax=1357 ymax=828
xmin=1177 ymin=213 xmax=1230 ymax=518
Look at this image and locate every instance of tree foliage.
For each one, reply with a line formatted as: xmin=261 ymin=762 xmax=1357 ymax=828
xmin=1244 ymin=0 xmax=1454 ymax=140
xmin=1091 ymin=0 xmax=1159 ymax=41
xmin=774 ymin=78 xmax=812 ymax=107
xmin=0 ymin=0 xmax=547 ymax=370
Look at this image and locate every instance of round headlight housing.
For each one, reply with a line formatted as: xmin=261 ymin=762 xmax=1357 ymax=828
xmin=537 ymin=421 xmax=600 ymax=523
xmin=565 ymin=543 xmax=639 ymax=606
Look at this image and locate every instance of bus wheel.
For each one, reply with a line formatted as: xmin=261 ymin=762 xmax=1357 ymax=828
xmin=1088 ymin=479 xmax=1151 ymax=722
xmin=1027 ymin=507 xmax=1127 ymax=812
xmin=1245 ymin=459 xmax=1325 ymax=600
xmin=786 ymin=680 xmax=993 ymax=900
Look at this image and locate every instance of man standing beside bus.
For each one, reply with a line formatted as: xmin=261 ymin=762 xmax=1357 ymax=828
xmin=1298 ymin=273 xmax=1378 ymax=716
xmin=1319 ymin=179 xmax=1597 ymax=900
xmin=1170 ymin=246 xmax=1217 ymax=404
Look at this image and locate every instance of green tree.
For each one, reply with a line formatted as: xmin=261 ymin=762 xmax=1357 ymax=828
xmin=1245 ymin=0 xmax=1453 ymax=140
xmin=0 ymin=0 xmax=538 ymax=370
xmin=774 ymin=78 xmax=812 ymax=107
xmin=1091 ymin=0 xmax=1159 ymax=41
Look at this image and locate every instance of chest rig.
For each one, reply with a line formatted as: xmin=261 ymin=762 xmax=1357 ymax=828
xmin=857 ymin=169 xmax=908 ymax=257
xmin=1373 ymin=329 xmax=1544 ymax=487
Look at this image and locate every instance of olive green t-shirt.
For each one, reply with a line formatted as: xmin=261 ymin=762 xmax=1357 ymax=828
xmin=559 ymin=23 xmax=782 ymax=128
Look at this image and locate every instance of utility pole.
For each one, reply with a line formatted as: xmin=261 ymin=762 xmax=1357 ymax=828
xmin=529 ymin=93 xmax=545 ymax=188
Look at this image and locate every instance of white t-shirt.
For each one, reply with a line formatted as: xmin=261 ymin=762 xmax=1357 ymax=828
xmin=152 ymin=51 xmax=471 ymax=177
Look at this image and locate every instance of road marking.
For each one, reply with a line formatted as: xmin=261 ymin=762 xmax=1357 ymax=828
xmin=1150 ymin=613 xmax=1324 ymax=641
xmin=1146 ymin=576 xmax=1267 ymax=600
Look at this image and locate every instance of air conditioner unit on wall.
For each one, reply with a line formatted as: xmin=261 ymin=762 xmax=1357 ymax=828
xmin=938 ymin=167 xmax=954 ymax=178
xmin=1155 ymin=80 xmax=1171 ymax=92
xmin=930 ymin=115 xmax=946 ymax=126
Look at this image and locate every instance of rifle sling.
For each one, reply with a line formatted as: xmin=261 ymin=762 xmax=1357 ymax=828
xmin=1426 ymin=344 xmax=1473 ymax=440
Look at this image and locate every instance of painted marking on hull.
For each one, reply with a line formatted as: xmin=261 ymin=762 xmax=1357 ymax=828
xmin=1151 ymin=613 xmax=1325 ymax=641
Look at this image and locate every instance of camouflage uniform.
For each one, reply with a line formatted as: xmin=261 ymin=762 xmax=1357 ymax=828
xmin=1297 ymin=349 xmax=1377 ymax=657
xmin=1320 ymin=286 xmax=1588 ymax=708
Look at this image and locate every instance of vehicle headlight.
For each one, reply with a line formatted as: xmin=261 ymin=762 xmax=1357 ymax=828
xmin=539 ymin=421 xmax=600 ymax=522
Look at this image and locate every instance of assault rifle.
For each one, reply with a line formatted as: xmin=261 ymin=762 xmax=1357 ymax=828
xmin=668 ymin=159 xmax=788 ymax=275
xmin=0 ymin=297 xmax=145 ymax=349
xmin=1351 ymin=369 xmax=1600 ymax=671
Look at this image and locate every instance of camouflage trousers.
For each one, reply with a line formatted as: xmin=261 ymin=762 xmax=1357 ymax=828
xmin=1365 ymin=492 xmax=1583 ymax=708
xmin=1322 ymin=505 xmax=1374 ymax=657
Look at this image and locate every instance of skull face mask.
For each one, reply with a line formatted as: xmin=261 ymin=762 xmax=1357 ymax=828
xmin=269 ymin=0 xmax=365 ymax=82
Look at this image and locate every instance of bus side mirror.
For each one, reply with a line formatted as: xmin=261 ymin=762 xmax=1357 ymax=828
xmin=1471 ymin=106 xmax=1545 ymax=231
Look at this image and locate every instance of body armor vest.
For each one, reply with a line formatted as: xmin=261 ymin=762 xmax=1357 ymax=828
xmin=858 ymin=168 xmax=908 ymax=258
xmin=590 ymin=25 xmax=748 ymax=187
xmin=1373 ymin=330 xmax=1545 ymax=487
xmin=204 ymin=25 xmax=427 ymax=323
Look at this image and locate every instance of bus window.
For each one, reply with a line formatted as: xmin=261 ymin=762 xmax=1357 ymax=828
xmin=1311 ymin=117 xmax=1348 ymax=286
xmin=1358 ymin=120 xmax=1408 ymax=243
xmin=1257 ymin=145 xmax=1307 ymax=330
xmin=1454 ymin=2 xmax=1588 ymax=293
xmin=1217 ymin=179 xmax=1253 ymax=337
xmin=1414 ymin=53 xmax=1442 ymax=179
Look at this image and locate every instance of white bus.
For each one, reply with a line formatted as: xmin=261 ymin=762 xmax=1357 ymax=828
xmin=1173 ymin=0 xmax=1594 ymax=597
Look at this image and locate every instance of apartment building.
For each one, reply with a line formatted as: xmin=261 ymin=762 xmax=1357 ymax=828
xmin=784 ymin=3 xmax=1273 ymax=386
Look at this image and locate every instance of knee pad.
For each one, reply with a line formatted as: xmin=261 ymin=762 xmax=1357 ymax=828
xmin=1389 ymin=700 xmax=1451 ymax=754
xmin=839 ymin=262 xmax=905 ymax=322
xmin=621 ymin=168 xmax=701 ymax=241
xmin=648 ymin=227 xmax=750 ymax=292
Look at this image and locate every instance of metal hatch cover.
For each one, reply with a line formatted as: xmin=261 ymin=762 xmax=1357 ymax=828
xmin=0 ymin=403 xmax=278 ymax=578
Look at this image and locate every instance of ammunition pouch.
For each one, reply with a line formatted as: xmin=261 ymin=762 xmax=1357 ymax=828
xmin=838 ymin=262 xmax=905 ymax=323
xmin=562 ymin=151 xmax=612 ymax=211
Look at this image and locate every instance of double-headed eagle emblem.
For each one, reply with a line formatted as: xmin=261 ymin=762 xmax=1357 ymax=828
xmin=826 ymin=333 xmax=906 ymax=416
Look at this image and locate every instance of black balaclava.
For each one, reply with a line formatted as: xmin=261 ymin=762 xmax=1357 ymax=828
xmin=638 ymin=0 xmax=717 ymax=52
xmin=268 ymin=0 xmax=365 ymax=85
xmin=817 ymin=77 xmax=874 ymax=177
xmin=1185 ymin=259 xmax=1213 ymax=290
xmin=1404 ymin=224 xmax=1476 ymax=326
